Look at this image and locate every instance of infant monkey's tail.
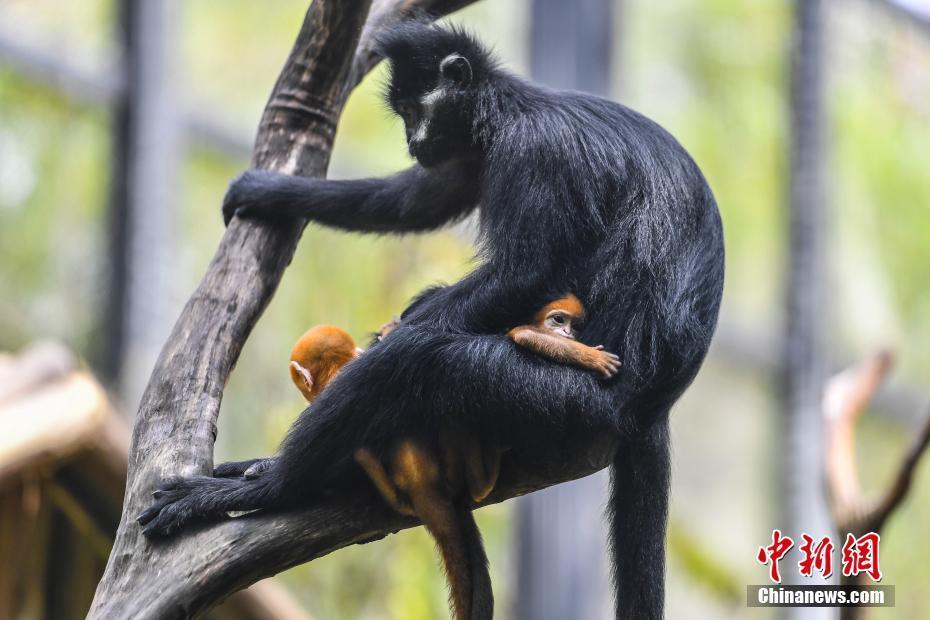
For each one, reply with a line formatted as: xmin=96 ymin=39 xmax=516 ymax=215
xmin=415 ymin=492 xmax=493 ymax=620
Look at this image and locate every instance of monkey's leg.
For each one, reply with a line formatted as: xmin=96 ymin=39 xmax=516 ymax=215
xmin=393 ymin=441 xmax=493 ymax=620
xmin=458 ymin=434 xmax=501 ymax=504
xmin=354 ymin=448 xmax=414 ymax=516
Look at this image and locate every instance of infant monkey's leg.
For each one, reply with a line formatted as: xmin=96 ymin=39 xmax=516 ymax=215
xmin=354 ymin=447 xmax=414 ymax=515
xmin=390 ymin=441 xmax=478 ymax=620
xmin=451 ymin=428 xmax=501 ymax=504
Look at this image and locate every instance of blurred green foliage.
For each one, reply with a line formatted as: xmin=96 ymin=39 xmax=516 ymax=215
xmin=1 ymin=0 xmax=930 ymax=618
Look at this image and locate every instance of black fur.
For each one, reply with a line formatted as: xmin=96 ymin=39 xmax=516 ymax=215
xmin=148 ymin=21 xmax=724 ymax=620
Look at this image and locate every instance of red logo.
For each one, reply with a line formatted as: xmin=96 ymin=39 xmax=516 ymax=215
xmin=757 ymin=529 xmax=794 ymax=583
xmin=798 ymin=534 xmax=834 ymax=578
xmin=841 ymin=532 xmax=882 ymax=582
xmin=757 ymin=530 xmax=883 ymax=583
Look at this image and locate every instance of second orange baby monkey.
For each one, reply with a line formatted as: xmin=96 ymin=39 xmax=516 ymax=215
xmin=288 ymin=325 xmax=361 ymax=402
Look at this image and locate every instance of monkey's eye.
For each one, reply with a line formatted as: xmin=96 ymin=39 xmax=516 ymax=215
xmin=396 ymin=102 xmax=417 ymax=124
xmin=551 ymin=314 xmax=566 ymax=325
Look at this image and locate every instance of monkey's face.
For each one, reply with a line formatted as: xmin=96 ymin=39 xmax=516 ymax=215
xmin=387 ymin=53 xmax=476 ymax=167
xmin=543 ymin=310 xmax=576 ymax=340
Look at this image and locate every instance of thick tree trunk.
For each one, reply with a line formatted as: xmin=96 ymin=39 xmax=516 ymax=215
xmin=89 ymin=2 xmax=618 ymax=618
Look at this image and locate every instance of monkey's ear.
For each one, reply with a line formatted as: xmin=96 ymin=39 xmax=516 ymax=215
xmin=440 ymin=53 xmax=472 ymax=87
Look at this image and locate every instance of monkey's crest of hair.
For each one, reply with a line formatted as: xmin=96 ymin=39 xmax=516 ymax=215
xmin=376 ymin=20 xmax=498 ymax=84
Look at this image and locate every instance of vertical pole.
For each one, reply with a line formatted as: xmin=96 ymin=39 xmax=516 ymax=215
xmin=784 ymin=0 xmax=833 ymax=617
xmin=516 ymin=1 xmax=616 ymax=619
xmin=101 ymin=0 xmax=179 ymax=411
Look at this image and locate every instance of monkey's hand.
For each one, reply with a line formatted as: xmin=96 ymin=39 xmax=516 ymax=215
xmin=222 ymin=169 xmax=288 ymax=226
xmin=376 ymin=316 xmax=401 ymax=341
xmin=213 ymin=457 xmax=277 ymax=479
xmin=589 ymin=346 xmax=621 ymax=379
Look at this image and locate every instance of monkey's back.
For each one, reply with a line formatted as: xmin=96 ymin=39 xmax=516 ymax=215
xmin=481 ymin=83 xmax=725 ymax=417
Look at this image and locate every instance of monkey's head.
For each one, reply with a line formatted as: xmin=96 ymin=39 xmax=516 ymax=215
xmin=290 ymin=325 xmax=360 ymax=402
xmin=378 ymin=21 xmax=495 ymax=167
xmin=534 ymin=294 xmax=585 ymax=340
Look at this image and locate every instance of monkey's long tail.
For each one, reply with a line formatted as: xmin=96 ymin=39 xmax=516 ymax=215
xmin=608 ymin=416 xmax=670 ymax=620
xmin=414 ymin=491 xmax=493 ymax=620
xmin=457 ymin=503 xmax=494 ymax=620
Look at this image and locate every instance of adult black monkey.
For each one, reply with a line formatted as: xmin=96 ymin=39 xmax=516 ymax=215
xmin=140 ymin=21 xmax=724 ymax=620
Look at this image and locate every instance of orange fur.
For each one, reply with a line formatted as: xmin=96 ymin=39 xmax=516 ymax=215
xmin=509 ymin=293 xmax=621 ymax=379
xmin=531 ymin=293 xmax=584 ymax=325
xmin=367 ymin=440 xmax=477 ymax=620
xmin=289 ymin=325 xmax=358 ymax=402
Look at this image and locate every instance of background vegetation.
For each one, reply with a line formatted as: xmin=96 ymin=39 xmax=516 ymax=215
xmin=1 ymin=0 xmax=928 ymax=618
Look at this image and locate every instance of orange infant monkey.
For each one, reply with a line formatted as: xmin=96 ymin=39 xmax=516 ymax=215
xmin=507 ymin=294 xmax=620 ymax=379
xmin=287 ymin=295 xmax=618 ymax=620
xmin=288 ymin=325 xmax=362 ymax=402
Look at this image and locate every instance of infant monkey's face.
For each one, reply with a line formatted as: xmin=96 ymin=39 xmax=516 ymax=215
xmin=543 ymin=309 xmax=576 ymax=339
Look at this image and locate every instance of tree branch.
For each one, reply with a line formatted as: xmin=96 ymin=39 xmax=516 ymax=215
xmin=823 ymin=350 xmax=930 ymax=537
xmin=822 ymin=351 xmax=930 ymax=619
xmin=88 ymin=2 xmax=617 ymax=618
xmin=823 ymin=350 xmax=894 ymax=526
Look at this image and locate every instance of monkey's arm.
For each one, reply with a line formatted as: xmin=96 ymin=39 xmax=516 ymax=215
xmin=399 ymin=267 xmax=560 ymax=335
xmin=508 ymin=326 xmax=621 ymax=379
xmin=222 ymin=162 xmax=479 ymax=233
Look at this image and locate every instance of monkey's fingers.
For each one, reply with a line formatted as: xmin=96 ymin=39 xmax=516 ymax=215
xmin=594 ymin=344 xmax=605 ymax=350
xmin=222 ymin=174 xmax=251 ymax=226
xmin=214 ymin=458 xmax=266 ymax=478
xmin=221 ymin=170 xmax=278 ymax=226
xmin=222 ymin=200 xmax=236 ymax=227
xmin=244 ymin=457 xmax=276 ymax=480
xmin=596 ymin=351 xmax=622 ymax=379
xmin=377 ymin=316 xmax=401 ymax=340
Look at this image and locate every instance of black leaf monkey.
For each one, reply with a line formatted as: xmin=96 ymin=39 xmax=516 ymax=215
xmin=140 ymin=21 xmax=724 ymax=620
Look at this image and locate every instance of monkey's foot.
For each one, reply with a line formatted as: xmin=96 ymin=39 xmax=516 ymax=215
xmin=244 ymin=457 xmax=277 ymax=480
xmin=137 ymin=478 xmax=215 ymax=538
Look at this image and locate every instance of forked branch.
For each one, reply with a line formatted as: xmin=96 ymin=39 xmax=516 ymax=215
xmin=823 ymin=351 xmax=930 ymax=586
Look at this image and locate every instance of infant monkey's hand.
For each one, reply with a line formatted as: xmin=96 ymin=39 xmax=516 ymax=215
xmin=376 ymin=316 xmax=401 ymax=340
xmin=590 ymin=346 xmax=621 ymax=379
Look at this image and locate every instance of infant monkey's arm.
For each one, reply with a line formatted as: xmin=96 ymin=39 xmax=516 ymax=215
xmin=507 ymin=294 xmax=621 ymax=379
